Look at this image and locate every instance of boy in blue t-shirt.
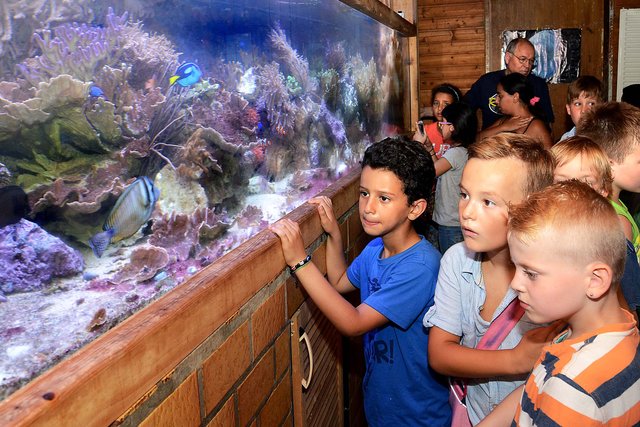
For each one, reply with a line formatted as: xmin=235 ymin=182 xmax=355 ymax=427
xmin=271 ymin=137 xmax=450 ymax=426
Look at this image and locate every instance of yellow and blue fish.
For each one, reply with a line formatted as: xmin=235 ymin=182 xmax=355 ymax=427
xmin=169 ymin=62 xmax=202 ymax=87
xmin=89 ymin=176 xmax=160 ymax=257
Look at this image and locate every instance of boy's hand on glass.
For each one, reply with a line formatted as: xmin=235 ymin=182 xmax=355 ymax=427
xmin=510 ymin=320 xmax=565 ymax=373
xmin=269 ymin=218 xmax=308 ymax=267
xmin=309 ymin=196 xmax=340 ymax=237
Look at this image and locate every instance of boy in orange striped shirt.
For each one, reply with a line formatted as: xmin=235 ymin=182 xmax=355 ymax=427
xmin=480 ymin=180 xmax=640 ymax=426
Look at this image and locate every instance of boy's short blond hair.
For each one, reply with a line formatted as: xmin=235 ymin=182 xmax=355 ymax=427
xmin=468 ymin=133 xmax=554 ymax=197
xmin=509 ymin=180 xmax=626 ymax=285
xmin=550 ymin=136 xmax=613 ymax=195
xmin=578 ymin=102 xmax=640 ymax=163
xmin=566 ymin=75 xmax=603 ymax=104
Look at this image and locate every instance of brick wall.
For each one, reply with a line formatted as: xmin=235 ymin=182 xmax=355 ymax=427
xmin=115 ymin=172 xmax=366 ymax=426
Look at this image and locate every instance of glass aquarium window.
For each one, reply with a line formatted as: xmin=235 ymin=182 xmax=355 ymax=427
xmin=0 ymin=0 xmax=404 ymax=397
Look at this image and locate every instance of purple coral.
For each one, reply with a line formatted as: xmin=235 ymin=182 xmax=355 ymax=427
xmin=17 ymin=8 xmax=128 ymax=84
xmin=0 ymin=219 xmax=84 ymax=294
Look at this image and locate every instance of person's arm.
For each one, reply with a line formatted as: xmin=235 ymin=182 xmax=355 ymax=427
xmin=525 ymin=119 xmax=553 ymax=149
xmin=428 ymin=323 xmax=560 ymax=377
xmin=477 ymin=116 xmax=533 ymax=141
xmin=618 ymin=215 xmax=634 ymax=243
xmin=270 ymin=218 xmax=388 ymax=336
xmin=308 ymin=196 xmax=352 ymax=291
xmin=434 ymin=157 xmax=452 ymax=177
xmin=477 ymin=385 xmax=524 ymax=426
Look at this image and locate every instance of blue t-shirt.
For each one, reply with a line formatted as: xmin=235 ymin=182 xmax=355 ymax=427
xmin=347 ymin=237 xmax=451 ymax=427
xmin=622 ymin=240 xmax=640 ymax=312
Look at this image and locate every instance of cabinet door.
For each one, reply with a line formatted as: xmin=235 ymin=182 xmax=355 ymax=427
xmin=291 ymin=299 xmax=343 ymax=427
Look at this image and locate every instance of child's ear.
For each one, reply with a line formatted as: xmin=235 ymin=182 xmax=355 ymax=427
xmin=586 ymin=262 xmax=613 ymax=299
xmin=408 ymin=198 xmax=427 ymax=220
xmin=566 ymin=104 xmax=572 ymax=115
xmin=513 ymin=92 xmax=520 ymax=103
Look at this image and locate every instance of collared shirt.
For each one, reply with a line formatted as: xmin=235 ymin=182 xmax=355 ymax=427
xmin=559 ymin=126 xmax=576 ymax=141
xmin=424 ymin=243 xmax=541 ymax=425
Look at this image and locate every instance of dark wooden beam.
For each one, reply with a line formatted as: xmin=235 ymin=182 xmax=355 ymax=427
xmin=339 ymin=0 xmax=417 ymax=37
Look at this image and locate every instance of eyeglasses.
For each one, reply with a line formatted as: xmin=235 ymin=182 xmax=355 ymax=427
xmin=512 ymin=54 xmax=537 ymax=69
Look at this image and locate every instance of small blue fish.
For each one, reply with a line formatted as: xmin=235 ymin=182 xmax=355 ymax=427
xmin=169 ymin=62 xmax=202 ymax=87
xmin=0 ymin=185 xmax=29 ymax=227
xmin=89 ymin=176 xmax=160 ymax=258
xmin=89 ymin=85 xmax=107 ymax=99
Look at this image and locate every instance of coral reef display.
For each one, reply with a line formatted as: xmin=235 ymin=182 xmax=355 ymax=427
xmin=0 ymin=1 xmax=403 ymax=399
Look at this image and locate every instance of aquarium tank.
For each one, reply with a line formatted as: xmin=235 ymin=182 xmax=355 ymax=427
xmin=0 ymin=0 xmax=404 ymax=397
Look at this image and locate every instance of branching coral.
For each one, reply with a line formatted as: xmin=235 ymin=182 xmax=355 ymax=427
xmin=0 ymin=0 xmax=94 ymax=71
xmin=17 ymin=8 xmax=128 ymax=85
xmin=268 ymin=24 xmax=316 ymax=93
xmin=346 ymin=55 xmax=384 ymax=136
xmin=255 ymin=62 xmax=297 ymax=135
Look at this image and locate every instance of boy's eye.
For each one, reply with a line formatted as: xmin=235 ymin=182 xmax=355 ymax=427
xmin=459 ymin=191 xmax=469 ymax=200
xmin=360 ymin=190 xmax=369 ymax=197
xmin=483 ymin=199 xmax=496 ymax=207
xmin=523 ymin=270 xmax=538 ymax=280
xmin=379 ymin=196 xmax=390 ymax=203
xmin=587 ymin=101 xmax=596 ymax=107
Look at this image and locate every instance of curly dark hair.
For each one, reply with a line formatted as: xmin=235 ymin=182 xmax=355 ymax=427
xmin=361 ymin=136 xmax=435 ymax=205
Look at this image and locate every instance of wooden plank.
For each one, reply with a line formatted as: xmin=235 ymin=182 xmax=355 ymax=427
xmin=0 ymin=170 xmax=361 ymax=427
xmin=338 ymin=0 xmax=417 ymax=36
xmin=421 ymin=52 xmax=484 ymax=65
xmin=418 ymin=28 xmax=485 ymax=43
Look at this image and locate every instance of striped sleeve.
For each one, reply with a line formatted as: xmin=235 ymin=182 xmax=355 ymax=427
xmin=513 ymin=324 xmax=640 ymax=426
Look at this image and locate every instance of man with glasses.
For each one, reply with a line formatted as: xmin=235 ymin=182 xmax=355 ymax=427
xmin=464 ymin=37 xmax=554 ymax=130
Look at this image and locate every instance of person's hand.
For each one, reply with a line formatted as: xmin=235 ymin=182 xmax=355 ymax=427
xmin=309 ymin=196 xmax=340 ymax=237
xmin=510 ymin=320 xmax=565 ymax=373
xmin=412 ymin=122 xmax=428 ymax=144
xmin=501 ymin=115 xmax=533 ymax=132
xmin=270 ymin=219 xmax=308 ymax=267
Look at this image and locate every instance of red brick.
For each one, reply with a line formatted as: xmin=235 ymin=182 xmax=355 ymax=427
xmin=202 ymin=322 xmax=251 ymax=414
xmin=252 ymin=285 xmax=285 ymax=356
xmin=206 ymin=396 xmax=236 ymax=427
xmin=139 ymin=373 xmax=200 ymax=427
xmin=259 ymin=375 xmax=292 ymax=426
xmin=274 ymin=329 xmax=291 ymax=379
xmin=237 ymin=348 xmax=275 ymax=425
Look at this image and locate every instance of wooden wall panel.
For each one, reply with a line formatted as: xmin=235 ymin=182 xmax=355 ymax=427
xmin=416 ymin=0 xmax=485 ymax=117
xmin=487 ymin=0 xmax=606 ymax=138
xmin=610 ymin=0 xmax=640 ymax=99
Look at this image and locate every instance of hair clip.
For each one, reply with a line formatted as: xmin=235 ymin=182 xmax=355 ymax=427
xmin=530 ymin=96 xmax=540 ymax=106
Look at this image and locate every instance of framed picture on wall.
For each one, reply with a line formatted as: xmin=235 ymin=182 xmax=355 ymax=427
xmin=501 ymin=29 xmax=582 ymax=84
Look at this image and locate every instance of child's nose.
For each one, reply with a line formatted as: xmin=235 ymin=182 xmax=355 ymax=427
xmin=459 ymin=200 xmax=475 ymax=220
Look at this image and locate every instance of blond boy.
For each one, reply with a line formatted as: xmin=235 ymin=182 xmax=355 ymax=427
xmin=559 ymin=75 xmax=603 ymax=141
xmin=480 ymin=181 xmax=640 ymax=426
xmin=579 ymin=102 xmax=640 ymax=262
xmin=424 ymin=133 xmax=560 ymax=425
xmin=551 ymin=136 xmax=640 ymax=319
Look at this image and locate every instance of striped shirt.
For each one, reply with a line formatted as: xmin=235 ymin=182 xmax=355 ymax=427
xmin=512 ymin=310 xmax=640 ymax=426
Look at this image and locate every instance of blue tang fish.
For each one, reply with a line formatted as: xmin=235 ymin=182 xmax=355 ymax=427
xmin=89 ymin=85 xmax=107 ymax=99
xmin=169 ymin=62 xmax=202 ymax=87
xmin=89 ymin=176 xmax=160 ymax=258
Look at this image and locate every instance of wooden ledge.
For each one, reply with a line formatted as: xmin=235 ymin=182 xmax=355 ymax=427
xmin=0 ymin=169 xmax=360 ymax=426
xmin=339 ymin=0 xmax=417 ymax=37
